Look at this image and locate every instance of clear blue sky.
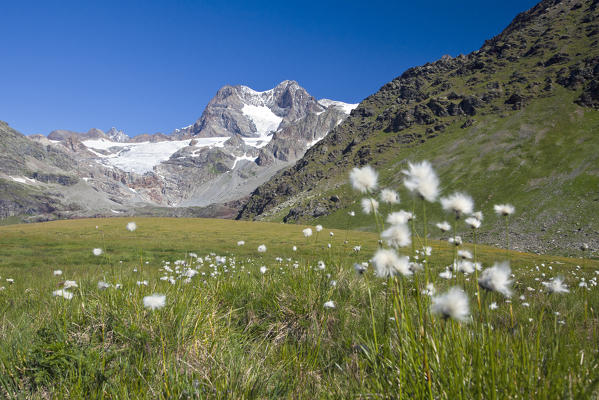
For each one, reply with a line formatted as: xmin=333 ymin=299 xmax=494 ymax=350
xmin=1 ymin=0 xmax=539 ymax=136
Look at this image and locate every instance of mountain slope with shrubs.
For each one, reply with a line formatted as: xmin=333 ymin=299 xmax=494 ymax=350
xmin=238 ymin=0 xmax=599 ymax=257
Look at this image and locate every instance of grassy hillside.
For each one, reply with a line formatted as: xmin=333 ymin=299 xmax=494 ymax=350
xmin=238 ymin=0 xmax=599 ymax=257
xmin=0 ymin=218 xmax=598 ymax=398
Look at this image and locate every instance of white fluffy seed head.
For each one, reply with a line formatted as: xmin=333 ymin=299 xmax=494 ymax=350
xmin=448 ymin=236 xmax=462 ymax=246
xmin=478 ymin=261 xmax=513 ymax=297
xmin=381 ymin=224 xmax=411 ymax=248
xmin=53 ymin=289 xmax=73 ymax=300
xmin=431 ymin=287 xmax=470 ymax=322
xmin=237 ymin=240 xmax=245 ymax=246
xmin=63 ymin=280 xmax=78 ymax=289
xmin=472 ymin=211 xmax=484 ymax=221
xmin=441 ymin=192 xmax=474 ymax=217
xmin=380 ymin=188 xmax=400 ymax=204
xmin=92 ymin=248 xmax=103 ymax=256
xmin=436 ymin=221 xmax=451 ymax=232
xmin=349 ymin=165 xmax=378 ymax=193
xmin=465 ymin=217 xmax=481 ymax=229
xmin=97 ymin=281 xmax=111 ymax=290
xmin=323 ymin=300 xmax=335 ymax=309
xmin=542 ymin=277 xmax=569 ymax=294
xmin=315 ymin=225 xmax=323 ymax=232
xmin=303 ymin=228 xmax=313 ymax=237
xmin=402 ymin=160 xmax=440 ymax=202
xmin=372 ymin=249 xmax=412 ymax=277
xmin=494 ymin=204 xmax=515 ymax=216
xmin=257 ymin=244 xmax=267 ymax=253
xmin=386 ymin=210 xmax=414 ymax=225
xmin=126 ymin=222 xmax=137 ymax=232
xmin=361 ymin=198 xmax=379 ymax=215
xmin=457 ymin=249 xmax=473 ymax=260
xmin=260 ymin=266 xmax=267 ymax=274
xmin=143 ymin=294 xmax=166 ymax=310
xmin=53 ymin=270 xmax=63 ymax=276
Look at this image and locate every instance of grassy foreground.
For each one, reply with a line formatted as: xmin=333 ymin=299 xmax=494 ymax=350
xmin=0 ymin=217 xmax=598 ymax=398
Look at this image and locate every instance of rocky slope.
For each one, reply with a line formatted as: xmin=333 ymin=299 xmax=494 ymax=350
xmin=1 ymin=81 xmax=357 ymax=221
xmin=238 ymin=0 xmax=599 ymax=257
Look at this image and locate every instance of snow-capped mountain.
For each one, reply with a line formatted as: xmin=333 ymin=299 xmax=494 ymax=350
xmin=5 ymin=81 xmax=357 ymax=219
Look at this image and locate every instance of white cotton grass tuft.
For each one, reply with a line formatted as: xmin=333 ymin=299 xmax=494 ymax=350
xmin=348 ymin=211 xmax=355 ymax=217
xmin=92 ymin=248 xmax=103 ymax=256
xmin=97 ymin=281 xmax=111 ymax=290
xmin=257 ymin=244 xmax=267 ymax=253
xmin=63 ymin=280 xmax=78 ymax=289
xmin=478 ymin=261 xmax=513 ymax=297
xmin=143 ymin=294 xmax=166 ymax=310
xmin=542 ymin=277 xmax=570 ymax=293
xmin=386 ymin=210 xmax=414 ymax=225
xmin=440 ymin=192 xmax=474 ymax=218
xmin=457 ymin=249 xmax=473 ymax=260
xmin=431 ymin=287 xmax=470 ymax=322
xmin=323 ymin=300 xmax=336 ymax=309
xmin=381 ymin=224 xmax=411 ymax=248
xmin=315 ymin=225 xmax=323 ymax=232
xmin=472 ymin=211 xmax=484 ymax=221
xmin=402 ymin=160 xmax=440 ymax=202
xmin=372 ymin=249 xmax=412 ymax=277
xmin=354 ymin=263 xmax=367 ymax=275
xmin=465 ymin=216 xmax=481 ymax=229
xmin=489 ymin=302 xmax=498 ymax=310
xmin=436 ymin=221 xmax=451 ymax=232
xmin=53 ymin=289 xmax=73 ymax=300
xmin=380 ymin=188 xmax=400 ymax=204
xmin=237 ymin=240 xmax=245 ymax=246
xmin=494 ymin=204 xmax=515 ymax=216
xmin=361 ymin=198 xmax=379 ymax=215
xmin=126 ymin=222 xmax=137 ymax=232
xmin=456 ymin=260 xmax=475 ymax=274
xmin=260 ymin=266 xmax=267 ymax=274
xmin=349 ymin=165 xmax=378 ymax=193
xmin=423 ymin=283 xmax=435 ymax=296
xmin=303 ymin=228 xmax=313 ymax=237
xmin=448 ymin=236 xmax=463 ymax=246
xmin=53 ymin=270 xmax=63 ymax=276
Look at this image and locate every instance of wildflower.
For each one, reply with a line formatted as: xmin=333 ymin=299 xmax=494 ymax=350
xmin=318 ymin=261 xmax=326 ymax=270
xmin=349 ymin=165 xmax=378 ymax=193
xmin=441 ymin=192 xmax=474 ymax=218
xmin=303 ymin=228 xmax=313 ymax=237
xmin=237 ymin=240 xmax=245 ymax=246
xmin=422 ymin=246 xmax=432 ymax=256
xmin=292 ymin=246 xmax=297 ymax=251
xmin=354 ymin=263 xmax=367 ymax=275
xmin=126 ymin=222 xmax=137 ymax=232
xmin=465 ymin=217 xmax=481 ymax=229
xmin=489 ymin=302 xmax=498 ymax=310
xmin=348 ymin=211 xmax=355 ymax=216
xmin=353 ymin=245 xmax=361 ymax=252
xmin=457 ymin=250 xmax=473 ymax=260
xmin=472 ymin=211 xmax=483 ymax=221
xmin=260 ymin=266 xmax=267 ymax=274
xmin=380 ymin=188 xmax=399 ymax=204
xmin=97 ymin=281 xmax=111 ymax=290
xmin=257 ymin=244 xmax=267 ymax=253
xmin=478 ymin=262 xmax=513 ymax=297
xmin=53 ymin=289 xmax=73 ymax=300
xmin=423 ymin=283 xmax=435 ymax=296
xmin=63 ymin=280 xmax=78 ymax=289
xmin=542 ymin=277 xmax=569 ymax=293
xmin=436 ymin=221 xmax=451 ymax=232
xmin=361 ymin=198 xmax=379 ymax=214
xmin=6 ymin=278 xmax=14 ymax=284
xmin=448 ymin=236 xmax=462 ymax=246
xmin=439 ymin=269 xmax=453 ymax=279
xmin=143 ymin=294 xmax=166 ymax=310
xmin=431 ymin=287 xmax=470 ymax=322
xmin=372 ymin=249 xmax=412 ymax=277
xmin=316 ymin=225 xmax=323 ymax=232
xmin=457 ymin=260 xmax=475 ymax=274
xmin=136 ymin=280 xmax=148 ymax=286
xmin=402 ymin=160 xmax=440 ymax=202
xmin=494 ymin=204 xmax=515 ymax=216
xmin=53 ymin=270 xmax=63 ymax=276
xmin=324 ymin=300 xmax=336 ymax=309
xmin=329 ymin=232 xmax=334 ymax=237
xmin=387 ymin=210 xmax=414 ymax=225
xmin=381 ymin=224 xmax=411 ymax=248
xmin=522 ymin=302 xmax=530 ymax=307
xmin=92 ymin=248 xmax=103 ymax=256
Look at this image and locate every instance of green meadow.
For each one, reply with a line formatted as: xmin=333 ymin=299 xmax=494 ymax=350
xmin=0 ymin=217 xmax=598 ymax=398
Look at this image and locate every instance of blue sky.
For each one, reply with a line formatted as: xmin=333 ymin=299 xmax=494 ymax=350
xmin=1 ymin=0 xmax=539 ymax=136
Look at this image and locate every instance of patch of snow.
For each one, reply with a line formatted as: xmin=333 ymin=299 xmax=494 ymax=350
xmin=9 ymin=176 xmax=37 ymax=185
xmin=241 ymin=104 xmax=282 ymax=137
xmin=318 ymin=99 xmax=359 ymax=114
xmin=306 ymin=136 xmax=325 ymax=148
xmin=110 ymin=209 xmax=122 ymax=214
xmin=231 ymin=153 xmax=258 ymax=170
